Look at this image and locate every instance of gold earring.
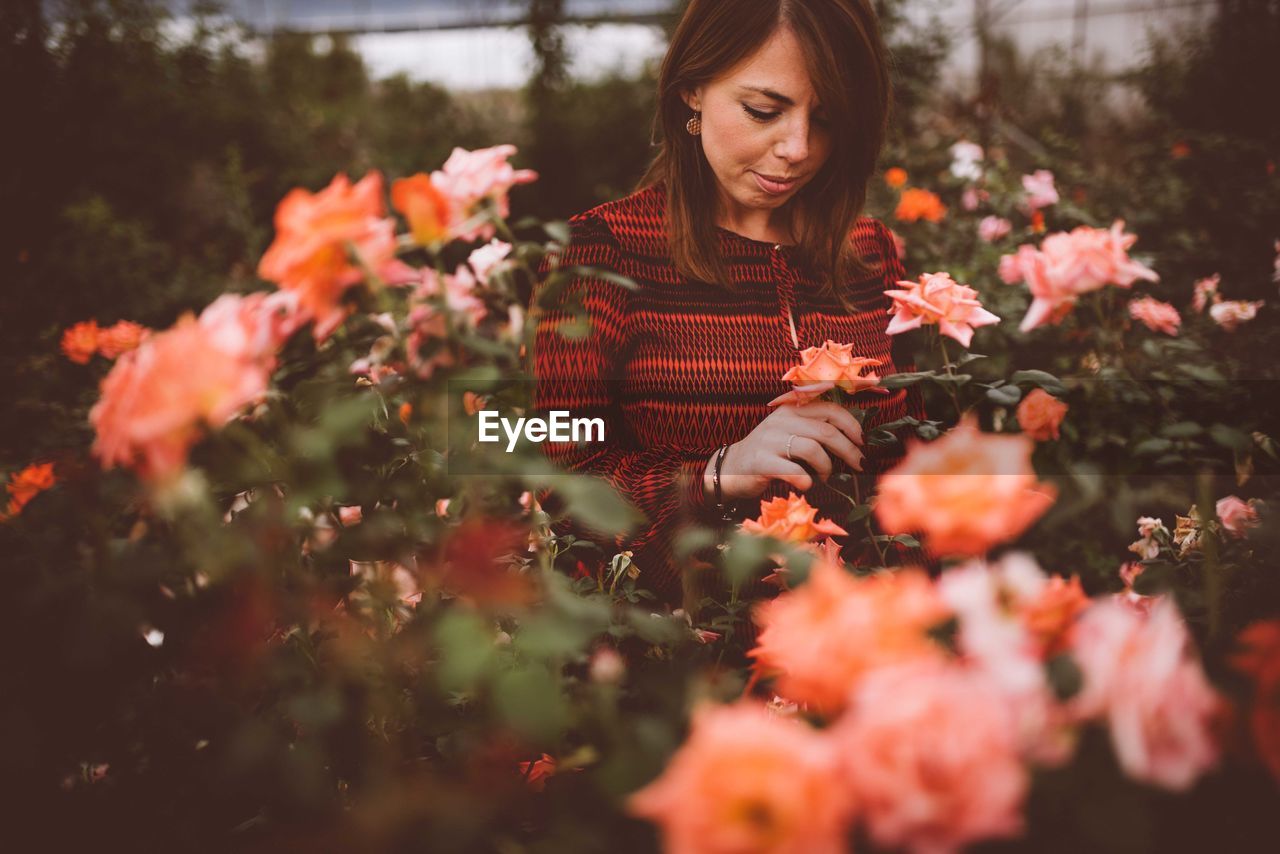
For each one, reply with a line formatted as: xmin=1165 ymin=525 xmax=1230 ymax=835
xmin=685 ymin=111 xmax=702 ymax=136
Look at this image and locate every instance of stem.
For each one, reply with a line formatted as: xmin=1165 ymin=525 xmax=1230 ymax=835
xmin=935 ymin=331 xmax=963 ymax=420
xmin=1196 ymin=471 xmax=1223 ymax=639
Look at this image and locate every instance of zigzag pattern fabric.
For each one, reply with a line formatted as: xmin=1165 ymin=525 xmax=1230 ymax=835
xmin=533 ymin=182 xmax=925 ymax=604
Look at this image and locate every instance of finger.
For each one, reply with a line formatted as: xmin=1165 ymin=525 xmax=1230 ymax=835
xmin=771 ymin=460 xmax=813 ymax=494
xmin=797 ymin=420 xmax=865 ymax=473
xmin=786 ymin=435 xmax=833 ymax=481
xmin=793 ymin=402 xmax=864 ymax=446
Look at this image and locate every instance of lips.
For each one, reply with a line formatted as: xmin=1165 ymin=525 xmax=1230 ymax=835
xmin=752 ymin=172 xmax=800 ymax=194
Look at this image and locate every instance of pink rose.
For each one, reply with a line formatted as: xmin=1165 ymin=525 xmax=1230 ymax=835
xmin=1216 ymin=495 xmax=1260 ymax=537
xmin=979 ymin=215 xmax=1012 ymax=242
xmin=467 ymin=238 xmax=513 ymax=283
xmin=430 ymin=144 xmax=537 ymax=241
xmin=834 ymin=660 xmax=1029 ymax=852
xmin=1128 ymin=296 xmax=1182 ymax=336
xmin=1021 ymin=169 xmax=1059 ymax=210
xmin=1070 ymin=598 xmax=1221 ymax=791
xmin=885 ymin=271 xmax=1001 ymax=347
xmin=1192 ymin=274 xmax=1220 ymax=313
xmin=1210 ymin=299 xmax=1263 ymax=331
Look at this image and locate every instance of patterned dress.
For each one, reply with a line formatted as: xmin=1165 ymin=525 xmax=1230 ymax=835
xmin=533 ymin=181 xmax=924 ymax=605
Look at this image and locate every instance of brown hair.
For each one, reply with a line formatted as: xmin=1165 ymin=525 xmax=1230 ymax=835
xmin=638 ymin=0 xmax=892 ymax=294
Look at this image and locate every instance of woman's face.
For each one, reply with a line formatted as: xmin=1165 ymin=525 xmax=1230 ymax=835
xmin=683 ymin=26 xmax=832 ymax=238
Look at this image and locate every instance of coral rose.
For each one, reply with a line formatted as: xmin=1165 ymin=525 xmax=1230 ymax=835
xmin=96 ymin=320 xmax=148 ymax=358
xmin=894 ymin=187 xmax=947 ymax=223
xmin=751 ymin=562 xmax=949 ymax=715
xmin=834 ymin=660 xmax=1029 ymax=852
xmin=875 ymin=417 xmax=1057 ymax=557
xmin=1216 ymin=495 xmax=1260 ymax=537
xmin=628 ymin=702 xmax=853 ymax=854
xmin=4 ymin=461 xmax=57 ymax=518
xmin=61 ymin=320 xmax=99 ymax=364
xmin=1016 ymin=388 xmax=1068 ymax=441
xmin=1070 ymin=598 xmax=1221 ymax=791
xmin=885 ymin=271 xmax=1001 ymax=347
xmin=90 ymin=295 xmax=285 ymax=482
xmin=1128 ymin=296 xmax=1181 ymax=336
xmin=779 ymin=340 xmax=886 ymax=396
xmin=740 ymin=493 xmax=848 ymax=543
xmin=258 ymin=171 xmax=406 ymax=340
xmin=1209 ymin=299 xmax=1263 ymax=332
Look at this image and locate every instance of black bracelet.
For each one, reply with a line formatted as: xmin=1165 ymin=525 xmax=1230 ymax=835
xmin=712 ymin=443 xmax=732 ymax=522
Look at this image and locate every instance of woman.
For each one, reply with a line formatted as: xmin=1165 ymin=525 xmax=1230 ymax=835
xmin=533 ymin=0 xmax=924 ymax=607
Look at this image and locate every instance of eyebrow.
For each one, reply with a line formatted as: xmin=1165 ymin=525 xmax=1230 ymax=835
xmin=739 ymin=85 xmax=824 ymax=111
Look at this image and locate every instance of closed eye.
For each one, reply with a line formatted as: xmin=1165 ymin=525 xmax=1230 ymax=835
xmin=742 ymin=104 xmax=779 ymax=122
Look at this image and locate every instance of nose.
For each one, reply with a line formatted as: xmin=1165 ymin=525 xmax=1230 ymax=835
xmin=773 ymin=114 xmax=811 ymax=164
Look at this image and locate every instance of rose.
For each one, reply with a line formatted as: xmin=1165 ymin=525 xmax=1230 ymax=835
xmin=1128 ymin=296 xmax=1181 ymax=336
xmin=1209 ymin=299 xmax=1264 ymax=332
xmin=1016 ymin=388 xmax=1068 ymax=441
xmin=1021 ymin=169 xmax=1059 ymax=210
xmin=894 ymin=187 xmax=947 ymax=223
xmin=884 ymin=271 xmax=1000 ymax=348
xmin=779 ymin=340 xmax=886 ymax=395
xmin=1216 ymin=495 xmax=1260 ymax=537
xmin=740 ymin=492 xmax=848 ymax=543
xmin=979 ymin=215 xmax=1012 ymax=242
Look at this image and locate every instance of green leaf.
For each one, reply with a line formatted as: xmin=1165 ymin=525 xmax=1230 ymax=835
xmin=1132 ymin=561 xmax=1175 ymax=595
xmin=986 ymin=384 xmax=1023 ymax=406
xmin=1132 ymin=437 xmax=1175 ymax=456
xmin=956 ymin=352 xmax=988 ymax=367
xmin=845 ymin=504 xmax=873 ymax=525
xmin=1010 ymin=370 xmax=1067 ymax=395
xmin=433 ymin=611 xmax=497 ymax=693
xmin=549 ymin=476 xmax=643 ymax=535
xmin=1208 ymin=423 xmax=1252 ymax=452
xmin=879 ymin=371 xmax=931 ymax=390
xmin=1177 ymin=363 xmax=1225 ymax=382
xmin=493 ymin=665 xmax=567 ymax=743
xmin=1046 ymin=654 xmax=1083 ymax=702
xmin=1158 ymin=421 xmax=1203 ymax=440
xmin=928 ymin=372 xmax=972 ymax=387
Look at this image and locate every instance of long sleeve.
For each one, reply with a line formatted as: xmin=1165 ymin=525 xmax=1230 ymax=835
xmin=531 ymin=212 xmax=717 ymax=598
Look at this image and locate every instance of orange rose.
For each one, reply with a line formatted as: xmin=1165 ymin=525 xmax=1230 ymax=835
xmin=3 ymin=461 xmax=56 ymax=519
xmin=780 ymin=340 xmax=886 ymax=395
xmin=875 ymin=417 xmax=1057 ymax=557
xmin=1018 ymin=574 xmax=1089 ymax=658
xmin=894 ymin=188 xmax=947 ymax=223
xmin=391 ymin=173 xmax=454 ymax=246
xmin=61 ymin=321 xmax=99 ymax=364
xmin=96 ymin=320 xmax=148 ymax=359
xmin=1016 ymin=388 xmax=1068 ymax=441
xmin=628 ymin=702 xmax=854 ymax=853
xmin=884 ymin=166 xmax=908 ymax=188
xmin=258 ymin=172 xmax=402 ymax=340
xmin=741 ymin=493 xmax=848 ymax=543
xmin=751 ymin=562 xmax=950 ymax=715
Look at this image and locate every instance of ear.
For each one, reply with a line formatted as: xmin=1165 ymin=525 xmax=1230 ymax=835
xmin=680 ymin=87 xmax=702 ymax=112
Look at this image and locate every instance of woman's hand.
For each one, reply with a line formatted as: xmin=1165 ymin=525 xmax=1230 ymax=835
xmin=705 ymin=402 xmax=865 ymax=500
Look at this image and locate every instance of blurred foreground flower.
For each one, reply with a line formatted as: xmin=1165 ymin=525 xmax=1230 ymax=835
xmin=628 ymin=702 xmax=853 ymax=854
xmin=885 ymin=271 xmax=1000 ymax=347
xmin=1229 ymin=620 xmax=1280 ymax=783
xmin=430 ymin=144 xmax=537 ymax=242
xmin=258 ymin=171 xmax=409 ymax=340
xmin=751 ymin=562 xmax=949 ymax=715
xmin=875 ymin=417 xmax=1057 ymax=557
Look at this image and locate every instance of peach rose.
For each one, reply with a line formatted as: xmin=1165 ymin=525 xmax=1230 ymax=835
xmin=1192 ymin=274 xmax=1219 ymax=313
xmin=885 ymin=271 xmax=1000 ymax=347
xmin=834 ymin=660 xmax=1029 ymax=852
xmin=751 ymin=561 xmax=950 ymax=715
xmin=95 ymin=320 xmax=148 ymax=359
xmin=1209 ymin=299 xmax=1263 ymax=332
xmin=258 ymin=171 xmax=404 ymax=340
xmin=1128 ymin=296 xmax=1181 ymax=336
xmin=779 ymin=340 xmax=886 ymax=396
xmin=60 ymin=320 xmax=99 ymax=364
xmin=3 ymin=461 xmax=57 ymax=519
xmin=740 ymin=493 xmax=848 ymax=543
xmin=628 ymin=702 xmax=853 ymax=854
xmin=430 ymin=144 xmax=538 ymax=242
xmin=884 ymin=166 xmax=908 ymax=188
xmin=391 ymin=173 xmax=454 ymax=246
xmin=1070 ymin=598 xmax=1221 ymax=791
xmin=1216 ymin=495 xmax=1260 ymax=537
xmin=894 ymin=187 xmax=947 ymax=223
xmin=875 ymin=417 xmax=1057 ymax=557
xmin=1016 ymin=388 xmax=1068 ymax=441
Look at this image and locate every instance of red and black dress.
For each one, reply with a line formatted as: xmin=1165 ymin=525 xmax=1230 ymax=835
xmin=532 ymin=181 xmax=924 ymax=606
